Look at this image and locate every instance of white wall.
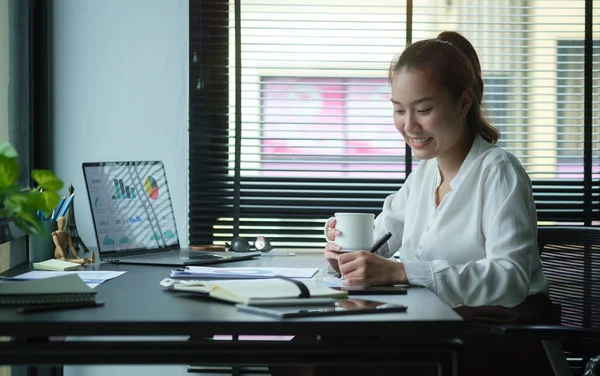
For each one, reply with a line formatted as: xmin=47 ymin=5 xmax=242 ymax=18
xmin=51 ymin=0 xmax=189 ymax=247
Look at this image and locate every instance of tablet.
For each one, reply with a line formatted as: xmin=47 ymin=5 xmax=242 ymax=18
xmin=236 ymin=299 xmax=408 ymax=319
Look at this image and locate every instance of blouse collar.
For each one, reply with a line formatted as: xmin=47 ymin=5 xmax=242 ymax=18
xmin=449 ymin=134 xmax=494 ymax=189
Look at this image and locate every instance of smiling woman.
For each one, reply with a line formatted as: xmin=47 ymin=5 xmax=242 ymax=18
xmin=278 ymin=31 xmax=556 ymax=376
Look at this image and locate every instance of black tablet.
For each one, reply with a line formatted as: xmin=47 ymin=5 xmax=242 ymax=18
xmin=236 ymin=299 xmax=407 ymax=319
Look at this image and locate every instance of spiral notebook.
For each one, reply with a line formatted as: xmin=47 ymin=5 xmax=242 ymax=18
xmin=0 ymin=274 xmax=97 ymax=305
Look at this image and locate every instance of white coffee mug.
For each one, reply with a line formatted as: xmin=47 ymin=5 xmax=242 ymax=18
xmin=323 ymin=213 xmax=375 ymax=252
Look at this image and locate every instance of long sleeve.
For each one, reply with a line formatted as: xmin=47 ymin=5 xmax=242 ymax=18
xmin=396 ymin=137 xmax=548 ymax=308
xmin=373 ymin=172 xmax=413 ymax=259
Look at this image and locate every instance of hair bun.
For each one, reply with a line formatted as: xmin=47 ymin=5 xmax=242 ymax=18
xmin=437 ymin=31 xmax=481 ymax=74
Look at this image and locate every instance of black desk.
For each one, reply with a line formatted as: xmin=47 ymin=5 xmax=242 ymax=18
xmin=0 ymin=252 xmax=463 ymax=375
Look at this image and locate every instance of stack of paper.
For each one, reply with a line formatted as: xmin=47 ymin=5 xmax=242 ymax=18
xmin=170 ymin=266 xmax=319 ymax=279
xmin=11 ymin=270 xmax=127 ymax=289
xmin=33 ymin=259 xmax=82 ymax=271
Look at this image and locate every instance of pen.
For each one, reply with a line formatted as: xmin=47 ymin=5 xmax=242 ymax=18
xmin=369 ymin=232 xmax=392 ymax=253
xmin=18 ymin=300 xmax=104 ymax=314
xmin=57 ymin=192 xmax=75 ymax=218
xmin=52 ymin=194 xmax=67 ymax=220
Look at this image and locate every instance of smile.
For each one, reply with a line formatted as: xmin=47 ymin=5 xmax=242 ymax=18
xmin=411 ymin=137 xmax=433 ymax=143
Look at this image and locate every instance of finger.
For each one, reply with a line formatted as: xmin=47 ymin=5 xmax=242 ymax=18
xmin=327 ymin=218 xmax=337 ymax=228
xmin=327 ymin=227 xmax=341 ymax=241
xmin=326 ymin=220 xmax=341 ymax=241
xmin=324 ymin=243 xmax=341 ymax=272
xmin=338 ymin=254 xmax=359 ymax=276
xmin=325 ymin=242 xmax=342 ymax=253
xmin=342 ymin=276 xmax=367 ymax=287
xmin=338 ymin=253 xmax=371 ymax=285
xmin=324 ymin=249 xmax=339 ymax=262
xmin=337 ymin=250 xmax=361 ymax=264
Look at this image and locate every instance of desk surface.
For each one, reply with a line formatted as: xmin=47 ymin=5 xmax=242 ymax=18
xmin=0 ymin=252 xmax=462 ymax=339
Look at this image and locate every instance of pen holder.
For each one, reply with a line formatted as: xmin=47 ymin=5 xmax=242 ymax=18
xmin=29 ymin=220 xmax=58 ymax=263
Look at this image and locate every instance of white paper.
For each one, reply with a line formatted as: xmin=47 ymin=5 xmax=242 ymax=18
xmin=14 ymin=270 xmax=126 ymax=289
xmin=170 ymin=266 xmax=318 ymax=279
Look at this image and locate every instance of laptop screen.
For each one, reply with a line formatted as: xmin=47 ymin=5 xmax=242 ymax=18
xmin=82 ymin=161 xmax=180 ymax=254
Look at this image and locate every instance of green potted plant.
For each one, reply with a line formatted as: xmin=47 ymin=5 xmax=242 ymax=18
xmin=0 ymin=141 xmax=64 ymax=236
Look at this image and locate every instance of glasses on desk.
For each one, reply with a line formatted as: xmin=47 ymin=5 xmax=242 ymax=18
xmin=226 ymin=236 xmax=273 ymax=253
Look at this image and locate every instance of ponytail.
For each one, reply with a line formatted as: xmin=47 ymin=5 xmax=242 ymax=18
xmin=437 ymin=31 xmax=500 ymax=144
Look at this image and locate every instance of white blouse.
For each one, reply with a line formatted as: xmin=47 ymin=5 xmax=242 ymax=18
xmin=374 ymin=135 xmax=549 ymax=308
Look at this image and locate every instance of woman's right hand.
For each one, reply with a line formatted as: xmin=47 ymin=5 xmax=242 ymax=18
xmin=324 ymin=218 xmax=342 ymax=273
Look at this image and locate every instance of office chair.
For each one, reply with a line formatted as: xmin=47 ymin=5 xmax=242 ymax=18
xmin=492 ymin=226 xmax=600 ymax=376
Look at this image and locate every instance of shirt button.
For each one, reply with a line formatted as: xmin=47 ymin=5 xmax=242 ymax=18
xmin=433 ymin=213 xmax=437 ymax=218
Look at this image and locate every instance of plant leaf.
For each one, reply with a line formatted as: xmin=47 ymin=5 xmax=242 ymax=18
xmin=0 ymin=156 xmax=19 ymax=189
xmin=13 ymin=211 xmax=44 ymax=237
xmin=39 ymin=191 xmax=61 ymax=215
xmin=0 ymin=142 xmax=18 ymax=158
xmin=23 ymin=190 xmax=49 ymax=212
xmin=0 ymin=185 xmax=20 ymax=214
xmin=4 ymin=190 xmax=49 ymax=213
xmin=2 ymin=192 xmax=25 ymax=214
xmin=0 ymin=144 xmax=62 ymax=236
xmin=32 ymin=169 xmax=64 ymax=191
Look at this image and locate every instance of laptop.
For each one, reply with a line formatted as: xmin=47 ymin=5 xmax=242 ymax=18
xmin=82 ymin=161 xmax=261 ymax=266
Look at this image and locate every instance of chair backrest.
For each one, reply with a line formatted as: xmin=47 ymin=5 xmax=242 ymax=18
xmin=538 ymin=226 xmax=600 ymax=355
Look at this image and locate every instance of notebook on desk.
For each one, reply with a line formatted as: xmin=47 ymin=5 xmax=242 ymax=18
xmin=0 ymin=274 xmax=96 ymax=305
xmin=82 ymin=161 xmax=261 ymax=266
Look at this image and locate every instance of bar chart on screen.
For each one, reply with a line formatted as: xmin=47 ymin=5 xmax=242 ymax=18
xmin=112 ymin=177 xmax=137 ymax=200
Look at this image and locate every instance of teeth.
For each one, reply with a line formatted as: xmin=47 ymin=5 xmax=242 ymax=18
xmin=413 ymin=137 xmax=432 ymax=143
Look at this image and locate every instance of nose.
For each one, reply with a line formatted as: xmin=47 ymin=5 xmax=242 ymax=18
xmin=404 ymin=112 xmax=419 ymax=133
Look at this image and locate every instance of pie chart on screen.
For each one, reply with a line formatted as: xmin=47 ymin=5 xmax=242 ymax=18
xmin=144 ymin=176 xmax=159 ymax=200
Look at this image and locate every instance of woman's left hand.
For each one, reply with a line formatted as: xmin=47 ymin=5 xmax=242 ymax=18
xmin=338 ymin=251 xmax=408 ymax=286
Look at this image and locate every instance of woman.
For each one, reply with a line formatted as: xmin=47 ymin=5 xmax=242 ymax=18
xmin=325 ymin=31 xmax=549 ymax=308
xmin=274 ymin=31 xmax=558 ymax=376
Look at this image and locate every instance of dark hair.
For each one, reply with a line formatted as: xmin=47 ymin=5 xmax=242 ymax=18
xmin=388 ymin=31 xmax=500 ymax=144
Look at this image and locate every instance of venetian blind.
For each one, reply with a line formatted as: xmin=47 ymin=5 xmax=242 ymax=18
xmin=189 ymin=0 xmax=600 ymax=249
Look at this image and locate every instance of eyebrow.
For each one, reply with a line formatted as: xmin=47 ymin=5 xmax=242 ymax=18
xmin=390 ymin=97 xmax=434 ymax=106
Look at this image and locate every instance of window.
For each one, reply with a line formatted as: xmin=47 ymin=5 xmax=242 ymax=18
xmin=556 ymin=40 xmax=600 ymax=179
xmin=259 ymin=76 xmax=508 ymax=179
xmin=0 ymin=0 xmax=33 ymax=271
xmin=260 ymin=77 xmax=403 ymax=178
xmin=189 ymin=1 xmax=600 ymax=249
